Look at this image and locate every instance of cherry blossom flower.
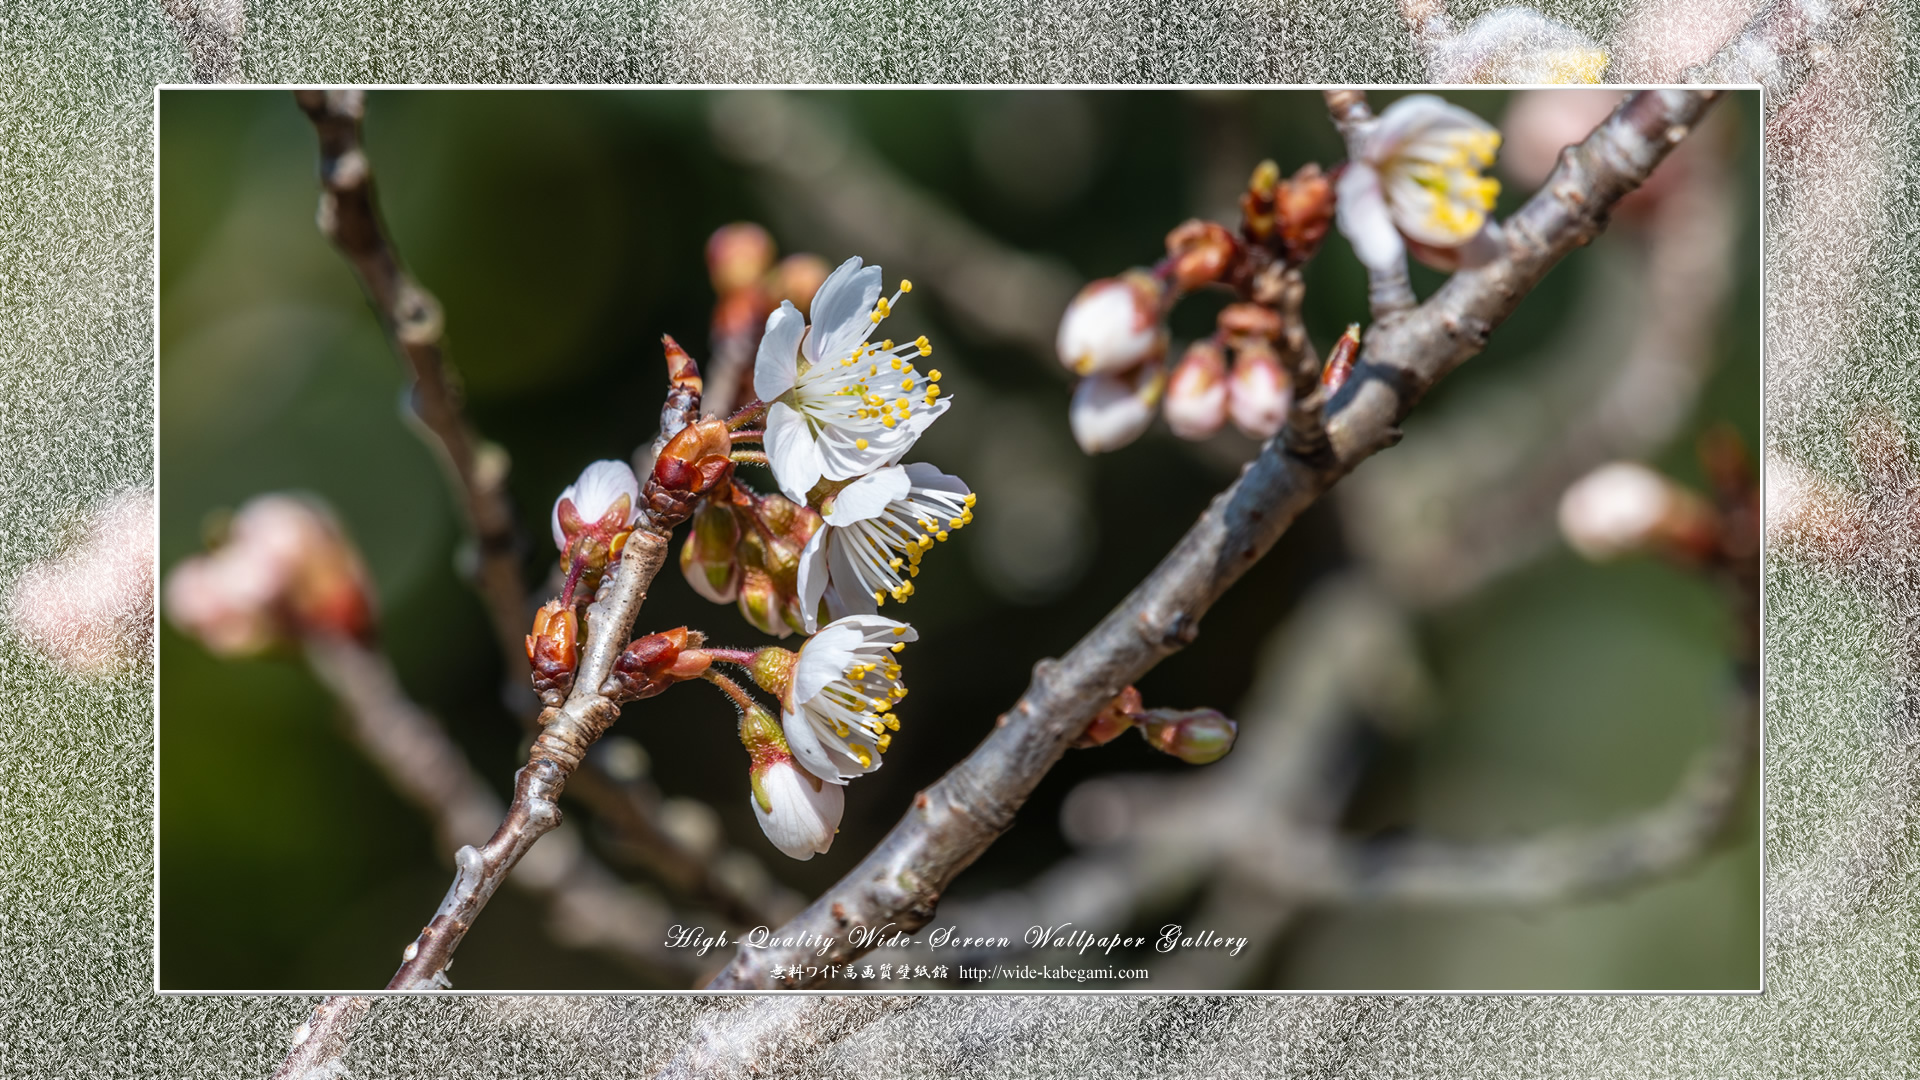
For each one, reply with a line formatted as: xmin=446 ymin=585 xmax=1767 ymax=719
xmin=796 ymin=463 xmax=973 ymax=631
xmin=755 ymin=257 xmax=950 ymax=503
xmin=780 ymin=614 xmax=916 ymax=784
xmin=750 ymin=755 xmax=845 ymax=860
xmin=1335 ymin=94 xmax=1505 ymax=275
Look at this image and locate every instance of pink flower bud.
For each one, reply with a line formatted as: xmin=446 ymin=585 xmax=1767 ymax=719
xmin=1557 ymin=462 xmax=1718 ymax=561
xmin=706 ymin=223 xmax=777 ymax=295
xmin=1056 ymin=272 xmax=1168 ymax=377
xmin=773 ymin=254 xmax=831 ymax=316
xmin=1163 ymin=341 xmax=1229 ymax=441
xmin=5 ymin=488 xmax=156 ymax=674
xmin=1069 ymin=363 xmax=1165 ymax=455
xmin=164 ymin=494 xmax=373 ymax=656
xmin=1227 ymin=342 xmax=1290 ymax=439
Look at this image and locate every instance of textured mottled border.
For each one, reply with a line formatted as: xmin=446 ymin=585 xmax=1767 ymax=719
xmin=5 ymin=2 xmax=1914 ymax=1076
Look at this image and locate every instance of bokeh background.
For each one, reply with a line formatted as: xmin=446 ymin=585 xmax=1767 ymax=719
xmin=158 ymin=88 xmax=1759 ymax=990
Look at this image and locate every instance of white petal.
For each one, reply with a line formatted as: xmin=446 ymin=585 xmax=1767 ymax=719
xmin=781 ymin=709 xmax=854 ymax=785
xmin=1069 ymin=368 xmax=1161 ymax=455
xmin=824 ymin=467 xmax=913 ymax=526
xmin=752 ymin=761 xmax=844 ymax=859
xmin=763 ymin=403 xmax=821 ymax=503
xmin=805 ymin=258 xmax=883 ymax=367
xmin=550 ymin=483 xmax=577 ymax=549
xmin=900 ymin=461 xmax=970 ymax=499
xmin=1335 ymin=164 xmax=1406 ymax=273
xmin=1367 ymin=94 xmax=1471 ymax=159
xmin=815 ymin=426 xmax=900 ymax=483
xmin=754 ymin=302 xmax=806 ymax=402
xmin=793 ymin=623 xmax=863 ymax=705
xmin=827 ymin=613 xmax=917 ymax=642
xmin=796 ymin=526 xmax=831 ymax=634
xmin=826 ymin=534 xmax=880 ymax=619
xmin=571 ymin=460 xmax=640 ymax=524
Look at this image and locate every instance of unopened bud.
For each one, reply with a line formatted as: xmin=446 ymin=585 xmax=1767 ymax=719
xmin=1228 ymin=342 xmax=1290 ymax=440
xmin=748 ymin=735 xmax=843 ymax=861
xmin=774 ymin=254 xmax=832 ymax=316
xmin=1069 ymin=363 xmax=1166 ymax=455
xmin=1275 ymin=163 xmax=1336 ymax=264
xmin=652 ymin=418 xmax=733 ymax=496
xmin=1056 ymin=272 xmax=1168 ymax=377
xmin=681 ymin=499 xmax=744 ymax=604
xmin=1074 ymin=685 xmax=1143 ymax=748
xmin=1320 ymin=323 xmax=1361 ymax=394
xmin=747 ymin=645 xmax=798 ymax=703
xmin=1216 ymin=302 xmax=1284 ymax=343
xmin=1558 ymin=462 xmax=1719 ymax=562
xmin=1139 ymin=707 xmax=1238 ymax=765
xmin=1165 ymin=220 xmax=1239 ymax=293
xmin=610 ymin=626 xmax=710 ymax=700
xmin=1164 ymin=341 xmax=1230 ymax=441
xmin=164 ymin=494 xmax=374 ymax=656
xmin=525 ymin=600 xmax=579 ymax=701
xmin=707 ymin=223 xmax=777 ymax=295
xmin=552 ymin=460 xmax=641 ymax=585
xmin=737 ymin=566 xmax=796 ymax=638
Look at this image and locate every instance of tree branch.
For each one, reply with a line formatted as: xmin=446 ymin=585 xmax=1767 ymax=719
xmin=292 ymin=88 xmax=528 ymax=677
xmin=293 ymin=88 xmax=782 ymax=933
xmin=382 ymin=528 xmax=671 ymax=991
xmin=650 ymin=997 xmax=922 ymax=1080
xmin=705 ymin=88 xmax=1723 ymax=990
xmin=266 ymin=996 xmax=370 ymax=1080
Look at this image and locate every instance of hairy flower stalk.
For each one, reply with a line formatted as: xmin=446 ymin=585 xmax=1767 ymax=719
xmin=1335 ymin=94 xmax=1505 ymax=275
xmin=796 ymin=463 xmax=975 ymax=630
xmin=755 ymin=257 xmax=950 ymax=504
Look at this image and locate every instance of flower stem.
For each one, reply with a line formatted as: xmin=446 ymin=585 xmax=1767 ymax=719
xmin=726 ymin=400 xmax=769 ymax=431
xmin=701 ymin=668 xmax=765 ymax=715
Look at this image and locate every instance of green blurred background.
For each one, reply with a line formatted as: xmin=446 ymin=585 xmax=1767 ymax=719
xmin=158 ymin=89 xmax=1759 ymax=991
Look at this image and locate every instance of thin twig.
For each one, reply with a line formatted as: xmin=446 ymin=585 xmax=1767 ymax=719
xmin=705 ymin=89 xmax=1723 ymax=990
xmin=302 ymin=633 xmax=700 ymax=976
xmin=293 ymin=89 xmax=782 ymax=932
xmin=292 ymin=89 xmax=526 ymax=675
xmin=1322 ymin=90 xmax=1417 ymax=318
xmin=385 ymin=527 xmax=672 ymax=991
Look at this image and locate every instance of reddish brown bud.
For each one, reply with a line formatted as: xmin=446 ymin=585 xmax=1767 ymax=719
xmin=611 ymin=626 xmax=710 ymax=700
xmin=1075 ymin=685 xmax=1144 ymax=748
xmin=1320 ymin=323 xmax=1361 ymax=394
xmin=1217 ymin=302 xmax=1284 ymax=343
xmin=1165 ymin=219 xmax=1239 ymax=293
xmin=526 ymin=600 xmax=579 ymax=701
xmin=707 ymin=223 xmax=777 ymax=295
xmin=1275 ymin=163 xmax=1335 ymax=264
xmin=661 ymin=334 xmax=704 ymax=396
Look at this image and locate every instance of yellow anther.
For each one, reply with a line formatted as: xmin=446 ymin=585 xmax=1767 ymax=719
xmin=891 ymin=642 xmax=905 ymax=653
xmin=936 ymin=530 xmax=950 ymax=542
xmin=854 ymin=745 xmax=872 ymax=767
xmin=892 ymin=626 xmax=908 ymax=635
xmin=886 ymin=716 xmax=901 ymax=730
xmin=963 ymin=493 xmax=976 ymax=507
xmin=891 ymin=358 xmax=903 ymax=370
xmin=882 ymin=339 xmax=893 ymax=350
xmin=927 ymin=369 xmax=942 ymax=381
xmin=889 ymin=557 xmax=903 ymax=569
xmin=901 ymin=379 xmax=914 ymax=391
xmin=874 ymin=589 xmax=886 ymax=604
xmin=900 ymin=279 xmax=912 ymax=293
xmin=856 ymin=438 xmax=869 ymax=450
xmin=876 ymin=734 xmax=892 ymax=751
xmin=883 ymin=416 xmax=897 ymax=428
xmin=926 ymin=384 xmax=940 ymax=396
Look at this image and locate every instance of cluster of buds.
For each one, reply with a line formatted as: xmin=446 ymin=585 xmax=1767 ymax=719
xmin=706 ymin=224 xmax=831 ymax=413
xmin=1072 ymin=685 xmax=1239 ymax=766
xmin=680 ymin=483 xmax=821 ymax=638
xmin=165 ymin=494 xmax=374 ymax=656
xmin=1057 ymin=157 xmax=1340 ymax=454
